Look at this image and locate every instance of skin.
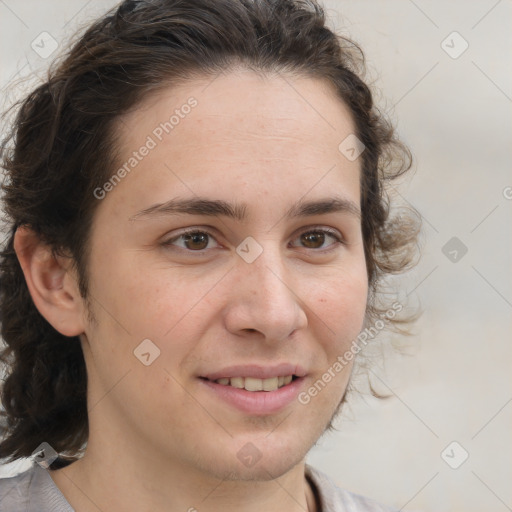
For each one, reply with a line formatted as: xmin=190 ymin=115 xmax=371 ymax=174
xmin=14 ymin=68 xmax=368 ymax=512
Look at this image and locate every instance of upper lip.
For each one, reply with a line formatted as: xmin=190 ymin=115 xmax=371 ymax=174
xmin=201 ymin=363 xmax=307 ymax=381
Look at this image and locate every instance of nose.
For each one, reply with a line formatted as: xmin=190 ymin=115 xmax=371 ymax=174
xmin=223 ymin=245 xmax=308 ymax=342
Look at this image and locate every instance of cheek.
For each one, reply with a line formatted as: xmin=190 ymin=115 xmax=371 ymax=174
xmin=92 ymin=257 xmax=194 ymax=336
xmin=96 ymin=265 xmax=222 ymax=377
xmin=314 ymin=270 xmax=368 ymax=345
xmin=317 ymin=277 xmax=367 ymax=310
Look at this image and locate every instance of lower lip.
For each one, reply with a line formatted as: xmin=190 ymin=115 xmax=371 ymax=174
xmin=199 ymin=377 xmax=305 ymax=415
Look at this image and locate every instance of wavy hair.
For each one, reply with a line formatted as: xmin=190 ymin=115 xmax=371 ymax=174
xmin=0 ymin=0 xmax=420 ymax=463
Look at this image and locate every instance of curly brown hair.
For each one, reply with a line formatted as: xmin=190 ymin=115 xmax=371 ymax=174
xmin=0 ymin=0 xmax=420 ymax=464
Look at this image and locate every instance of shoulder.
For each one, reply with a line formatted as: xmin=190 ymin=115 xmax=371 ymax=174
xmin=0 ymin=462 xmax=74 ymax=512
xmin=0 ymin=464 xmax=34 ymax=508
xmin=305 ymin=464 xmax=398 ymax=512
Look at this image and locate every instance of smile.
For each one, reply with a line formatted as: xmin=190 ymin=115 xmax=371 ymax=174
xmin=211 ymin=375 xmax=295 ymax=392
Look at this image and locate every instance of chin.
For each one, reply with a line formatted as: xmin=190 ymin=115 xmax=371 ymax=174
xmin=194 ymin=429 xmax=316 ymax=482
xmin=207 ymin=454 xmax=307 ymax=483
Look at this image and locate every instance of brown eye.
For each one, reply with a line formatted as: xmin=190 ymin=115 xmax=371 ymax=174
xmin=301 ymin=231 xmax=326 ymax=249
xmin=291 ymin=228 xmax=342 ymax=251
xmin=182 ymin=232 xmax=209 ymax=250
xmin=163 ymin=229 xmax=218 ymax=252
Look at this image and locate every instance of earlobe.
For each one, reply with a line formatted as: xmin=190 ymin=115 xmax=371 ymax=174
xmin=13 ymin=225 xmax=86 ymax=337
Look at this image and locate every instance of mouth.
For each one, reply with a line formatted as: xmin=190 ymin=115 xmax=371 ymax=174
xmin=199 ymin=361 xmax=307 ymax=416
xmin=200 ymin=375 xmax=298 ymax=392
xmin=197 ymin=365 xmax=306 ymax=415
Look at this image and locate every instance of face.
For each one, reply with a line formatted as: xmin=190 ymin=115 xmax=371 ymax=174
xmin=80 ymin=69 xmax=368 ymax=481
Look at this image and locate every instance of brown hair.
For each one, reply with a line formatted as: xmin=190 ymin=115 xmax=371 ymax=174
xmin=0 ymin=0 xmax=420 ymax=463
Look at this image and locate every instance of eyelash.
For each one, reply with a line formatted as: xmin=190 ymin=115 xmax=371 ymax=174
xmin=162 ymin=226 xmax=345 ymax=254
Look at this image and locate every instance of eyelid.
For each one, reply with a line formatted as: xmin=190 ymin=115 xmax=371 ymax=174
xmin=162 ymin=226 xmax=223 ymax=251
xmin=162 ymin=224 xmax=345 ymax=253
xmin=294 ymin=225 xmax=344 ymax=242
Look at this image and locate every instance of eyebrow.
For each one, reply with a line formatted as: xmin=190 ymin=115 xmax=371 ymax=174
xmin=129 ymin=195 xmax=361 ymax=222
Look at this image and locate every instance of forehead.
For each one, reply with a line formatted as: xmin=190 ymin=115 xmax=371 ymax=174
xmin=122 ymin=68 xmax=354 ymax=128
xmin=101 ymin=69 xmax=361 ymax=218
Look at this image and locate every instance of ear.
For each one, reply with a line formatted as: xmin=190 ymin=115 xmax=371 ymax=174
xmin=13 ymin=225 xmax=86 ymax=337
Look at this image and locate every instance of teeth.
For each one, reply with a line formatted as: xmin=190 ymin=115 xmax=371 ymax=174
xmin=262 ymin=377 xmax=278 ymax=391
xmin=230 ymin=377 xmax=245 ymax=389
xmin=214 ymin=375 xmax=294 ymax=391
xmin=245 ymin=377 xmax=263 ymax=391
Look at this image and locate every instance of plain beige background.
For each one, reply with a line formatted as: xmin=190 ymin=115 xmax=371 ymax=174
xmin=1 ymin=1 xmax=511 ymax=511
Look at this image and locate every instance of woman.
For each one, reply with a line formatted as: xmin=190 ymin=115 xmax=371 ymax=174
xmin=0 ymin=0 xmax=419 ymax=510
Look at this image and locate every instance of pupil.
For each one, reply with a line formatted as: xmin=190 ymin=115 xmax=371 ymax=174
xmin=185 ymin=233 xmax=208 ymax=250
xmin=302 ymin=232 xmax=324 ymax=248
